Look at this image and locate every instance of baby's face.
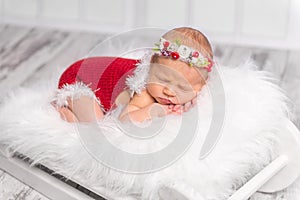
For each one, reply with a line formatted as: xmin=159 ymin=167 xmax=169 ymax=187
xmin=147 ymin=57 xmax=206 ymax=105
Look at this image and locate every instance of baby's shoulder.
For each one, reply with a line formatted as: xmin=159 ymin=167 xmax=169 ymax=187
xmin=129 ymin=89 xmax=155 ymax=108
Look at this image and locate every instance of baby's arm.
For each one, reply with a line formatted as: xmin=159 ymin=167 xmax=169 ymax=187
xmin=119 ymin=90 xmax=171 ymax=122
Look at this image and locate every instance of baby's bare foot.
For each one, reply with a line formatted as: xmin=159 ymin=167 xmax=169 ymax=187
xmin=57 ymin=106 xmax=78 ymax=123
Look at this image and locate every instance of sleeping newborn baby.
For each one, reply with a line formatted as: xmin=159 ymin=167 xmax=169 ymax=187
xmin=52 ymin=27 xmax=214 ymax=123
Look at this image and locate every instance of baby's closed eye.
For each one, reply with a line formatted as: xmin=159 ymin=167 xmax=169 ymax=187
xmin=177 ymin=84 xmax=192 ymax=91
xmin=156 ymin=75 xmax=171 ymax=83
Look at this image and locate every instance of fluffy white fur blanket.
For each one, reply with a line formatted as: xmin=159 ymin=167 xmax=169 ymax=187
xmin=0 ymin=62 xmax=299 ymax=200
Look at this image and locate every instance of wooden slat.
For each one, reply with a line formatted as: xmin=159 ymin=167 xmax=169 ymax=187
xmin=214 ymin=44 xmax=235 ymax=66
xmin=0 ymin=155 xmax=96 ymax=200
xmin=0 ymin=169 xmax=50 ymax=200
xmin=22 ymin=31 xmax=106 ymax=87
xmin=215 ymin=45 xmax=288 ymax=81
xmin=0 ymin=28 xmax=70 ymax=94
xmin=222 ymin=46 xmax=253 ymax=67
xmin=252 ymin=48 xmax=288 ymax=80
xmin=281 ymin=50 xmax=300 ymax=128
xmin=0 ymin=24 xmax=33 ymax=58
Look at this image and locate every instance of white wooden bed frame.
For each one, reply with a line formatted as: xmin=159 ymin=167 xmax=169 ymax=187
xmin=1 ymin=118 xmax=300 ymax=200
xmin=0 ymin=147 xmax=108 ymax=200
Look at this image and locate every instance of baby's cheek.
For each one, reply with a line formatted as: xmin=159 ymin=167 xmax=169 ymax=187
xmin=147 ymin=84 xmax=161 ymax=96
xmin=175 ymin=90 xmax=196 ymax=104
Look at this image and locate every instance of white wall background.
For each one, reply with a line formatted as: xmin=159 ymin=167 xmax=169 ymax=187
xmin=0 ymin=0 xmax=299 ymax=49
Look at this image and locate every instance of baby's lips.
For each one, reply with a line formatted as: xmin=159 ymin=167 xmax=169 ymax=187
xmin=159 ymin=97 xmax=173 ymax=104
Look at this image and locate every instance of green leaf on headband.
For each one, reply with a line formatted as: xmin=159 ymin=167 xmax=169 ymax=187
xmin=152 ymin=48 xmax=160 ymax=51
xmin=174 ymin=39 xmax=181 ymax=46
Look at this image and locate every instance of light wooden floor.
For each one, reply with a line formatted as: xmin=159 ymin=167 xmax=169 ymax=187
xmin=0 ymin=23 xmax=299 ymax=199
xmin=0 ymin=169 xmax=49 ymax=200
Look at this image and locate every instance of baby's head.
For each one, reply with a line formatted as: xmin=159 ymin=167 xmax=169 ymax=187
xmin=147 ymin=27 xmax=214 ymax=105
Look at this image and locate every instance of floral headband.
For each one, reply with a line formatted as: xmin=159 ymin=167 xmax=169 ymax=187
xmin=153 ymin=37 xmax=214 ymax=72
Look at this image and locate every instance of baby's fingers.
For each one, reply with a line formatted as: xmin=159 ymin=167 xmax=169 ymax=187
xmin=191 ymin=97 xmax=197 ymax=107
xmin=183 ymin=98 xmax=198 ymax=112
xmin=183 ymin=102 xmax=191 ymax=112
xmin=168 ymin=104 xmax=175 ymax=110
xmin=172 ymin=105 xmax=182 ymax=111
xmin=150 ymin=103 xmax=168 ymax=117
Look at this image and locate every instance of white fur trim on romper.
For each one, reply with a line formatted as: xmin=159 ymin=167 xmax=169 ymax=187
xmin=125 ymin=51 xmax=152 ymax=97
xmin=52 ymin=82 xmax=103 ymax=110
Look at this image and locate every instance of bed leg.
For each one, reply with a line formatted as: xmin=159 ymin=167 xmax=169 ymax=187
xmin=228 ymin=155 xmax=289 ymax=200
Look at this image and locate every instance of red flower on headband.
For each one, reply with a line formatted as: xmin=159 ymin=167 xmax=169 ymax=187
xmin=155 ymin=38 xmax=214 ymax=72
xmin=192 ymin=51 xmax=199 ymax=58
xmin=206 ymin=59 xmax=214 ymax=72
xmin=163 ymin=41 xmax=170 ymax=48
xmin=171 ymin=52 xmax=180 ymax=60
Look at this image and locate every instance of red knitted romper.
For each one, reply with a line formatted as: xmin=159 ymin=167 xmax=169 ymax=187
xmin=58 ymin=57 xmax=139 ymax=112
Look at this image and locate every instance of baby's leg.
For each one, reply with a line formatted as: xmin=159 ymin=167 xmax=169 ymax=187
xmin=67 ymin=96 xmax=104 ymax=122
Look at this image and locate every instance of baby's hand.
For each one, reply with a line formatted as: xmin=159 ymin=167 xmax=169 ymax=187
xmin=151 ymin=97 xmax=197 ymax=117
xmin=151 ymin=104 xmax=184 ymax=116
xmin=167 ymin=104 xmax=183 ymax=115
xmin=183 ymin=97 xmax=197 ymax=112
xmin=169 ymin=97 xmax=197 ymax=114
xmin=150 ymin=103 xmax=174 ymax=117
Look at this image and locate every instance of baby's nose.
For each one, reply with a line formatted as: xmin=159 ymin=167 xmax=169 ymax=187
xmin=163 ymin=87 xmax=176 ymax=97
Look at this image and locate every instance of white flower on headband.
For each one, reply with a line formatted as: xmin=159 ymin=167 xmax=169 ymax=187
xmin=153 ymin=37 xmax=214 ymax=72
xmin=178 ymin=45 xmax=192 ymax=59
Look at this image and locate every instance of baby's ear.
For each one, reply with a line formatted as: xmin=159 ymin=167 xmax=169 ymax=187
xmin=150 ymin=54 xmax=158 ymax=63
